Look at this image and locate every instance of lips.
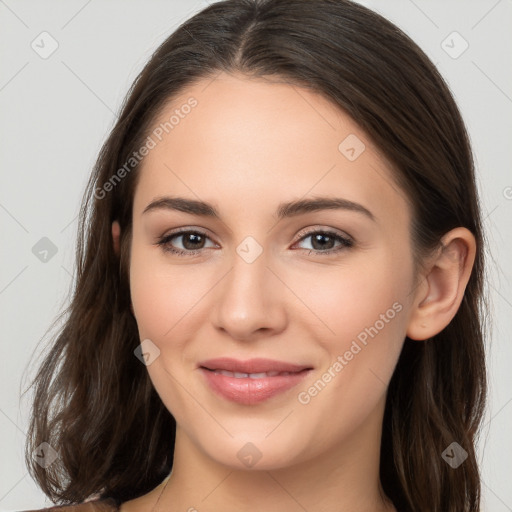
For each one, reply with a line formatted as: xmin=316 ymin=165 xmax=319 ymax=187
xmin=199 ymin=357 xmax=311 ymax=374
xmin=198 ymin=357 xmax=313 ymax=405
xmin=207 ymin=369 xmax=294 ymax=378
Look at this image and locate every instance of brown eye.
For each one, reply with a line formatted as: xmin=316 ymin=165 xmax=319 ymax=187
xmin=156 ymin=230 xmax=216 ymax=256
xmin=180 ymin=232 xmax=206 ymax=250
xmin=295 ymin=230 xmax=353 ymax=255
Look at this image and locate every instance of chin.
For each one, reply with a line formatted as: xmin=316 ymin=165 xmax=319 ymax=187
xmin=193 ymin=430 xmax=311 ymax=472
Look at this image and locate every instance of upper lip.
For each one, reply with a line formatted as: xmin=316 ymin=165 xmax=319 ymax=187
xmin=199 ymin=357 xmax=312 ymax=374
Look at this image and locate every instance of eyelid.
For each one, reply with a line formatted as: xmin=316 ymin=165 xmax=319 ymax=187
xmin=294 ymin=225 xmax=353 ymax=244
xmin=159 ymin=226 xmax=217 ymax=244
xmin=291 ymin=227 xmax=354 ymax=256
xmin=154 ymin=227 xmax=218 ymax=257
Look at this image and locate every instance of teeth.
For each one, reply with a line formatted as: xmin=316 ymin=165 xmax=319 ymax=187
xmin=212 ymin=369 xmax=293 ymax=378
xmin=248 ymin=372 xmax=267 ymax=379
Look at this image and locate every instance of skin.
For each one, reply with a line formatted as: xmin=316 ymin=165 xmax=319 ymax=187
xmin=114 ymin=72 xmax=476 ymax=512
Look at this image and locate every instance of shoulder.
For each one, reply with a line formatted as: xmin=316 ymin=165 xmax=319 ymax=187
xmin=20 ymin=498 xmax=119 ymax=512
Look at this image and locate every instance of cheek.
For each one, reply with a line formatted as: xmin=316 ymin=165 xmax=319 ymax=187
xmin=128 ymin=247 xmax=206 ymax=417
xmin=301 ymin=250 xmax=411 ymax=392
xmin=307 ymin=252 xmax=410 ymax=339
xmin=129 ymin=261 xmax=172 ymax=341
xmin=289 ymin=281 xmax=407 ymax=453
xmin=129 ymin=245 xmax=207 ymax=342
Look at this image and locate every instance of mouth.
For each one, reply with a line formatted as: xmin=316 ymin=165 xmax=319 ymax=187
xmin=198 ymin=357 xmax=313 ymax=405
xmin=202 ymin=369 xmax=303 ymax=378
xmin=198 ymin=357 xmax=312 ymax=374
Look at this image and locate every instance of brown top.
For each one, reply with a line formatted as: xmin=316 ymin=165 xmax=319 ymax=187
xmin=21 ymin=498 xmax=119 ymax=511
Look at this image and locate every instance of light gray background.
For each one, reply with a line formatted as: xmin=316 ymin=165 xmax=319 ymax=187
xmin=0 ymin=0 xmax=511 ymax=510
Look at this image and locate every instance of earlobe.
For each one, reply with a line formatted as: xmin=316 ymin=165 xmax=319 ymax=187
xmin=112 ymin=220 xmax=121 ymax=256
xmin=406 ymin=227 xmax=476 ymax=341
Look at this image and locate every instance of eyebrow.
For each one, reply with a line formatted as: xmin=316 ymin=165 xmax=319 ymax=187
xmin=142 ymin=195 xmax=375 ymax=221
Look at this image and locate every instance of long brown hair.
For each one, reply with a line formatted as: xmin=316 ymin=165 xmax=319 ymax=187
xmin=23 ymin=1 xmax=487 ymax=510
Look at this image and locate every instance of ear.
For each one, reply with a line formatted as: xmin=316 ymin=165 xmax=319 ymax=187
xmin=112 ymin=220 xmax=121 ymax=257
xmin=406 ymin=227 xmax=476 ymax=341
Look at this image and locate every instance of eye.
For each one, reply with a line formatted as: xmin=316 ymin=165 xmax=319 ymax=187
xmin=155 ymin=227 xmax=354 ymax=257
xmin=293 ymin=229 xmax=353 ymax=255
xmin=156 ymin=229 xmax=217 ymax=256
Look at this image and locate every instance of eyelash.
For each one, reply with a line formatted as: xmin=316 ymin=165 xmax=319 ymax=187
xmin=155 ymin=228 xmax=354 ymax=257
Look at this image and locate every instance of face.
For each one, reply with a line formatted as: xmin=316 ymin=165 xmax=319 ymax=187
xmin=128 ymin=72 xmax=417 ymax=470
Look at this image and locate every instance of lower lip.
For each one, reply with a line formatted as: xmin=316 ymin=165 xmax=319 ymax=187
xmin=199 ymin=368 xmax=312 ymax=405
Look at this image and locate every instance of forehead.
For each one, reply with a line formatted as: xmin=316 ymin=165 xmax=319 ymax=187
xmin=133 ymin=72 xmax=409 ymax=224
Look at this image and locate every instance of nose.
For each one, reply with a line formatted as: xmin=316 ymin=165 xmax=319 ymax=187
xmin=211 ymin=246 xmax=288 ymax=341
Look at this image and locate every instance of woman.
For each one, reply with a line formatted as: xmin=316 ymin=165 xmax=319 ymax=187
xmin=22 ymin=0 xmax=487 ymax=510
